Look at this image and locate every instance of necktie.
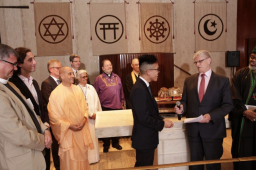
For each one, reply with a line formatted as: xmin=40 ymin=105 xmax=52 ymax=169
xmin=4 ymin=83 xmax=42 ymax=133
xmin=148 ymin=85 xmax=153 ymax=98
xmin=57 ymin=80 xmax=60 ymax=85
xmin=199 ymin=74 xmax=205 ymax=102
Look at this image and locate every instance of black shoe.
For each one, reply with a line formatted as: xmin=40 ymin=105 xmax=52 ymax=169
xmin=103 ymin=147 xmax=109 ymax=153
xmin=112 ymin=144 xmax=122 ymax=150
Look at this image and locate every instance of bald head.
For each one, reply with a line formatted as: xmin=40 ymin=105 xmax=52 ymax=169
xmin=60 ymin=67 xmax=75 ymax=86
xmin=132 ymin=58 xmax=139 ymax=64
xmin=131 ymin=58 xmax=140 ymax=73
xmin=60 ymin=67 xmax=70 ymax=74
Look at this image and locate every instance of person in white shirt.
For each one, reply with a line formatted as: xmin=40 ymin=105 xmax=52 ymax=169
xmin=70 ymin=54 xmax=81 ymax=76
xmin=9 ymin=47 xmax=52 ymax=170
xmin=77 ymin=69 xmax=102 ymax=164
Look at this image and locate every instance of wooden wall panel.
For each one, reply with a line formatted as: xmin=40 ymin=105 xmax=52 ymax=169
xmin=99 ymin=53 xmax=174 ymax=97
xmin=237 ymin=0 xmax=256 ymax=70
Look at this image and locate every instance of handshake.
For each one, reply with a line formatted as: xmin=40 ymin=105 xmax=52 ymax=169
xmin=163 ymin=119 xmax=174 ymax=128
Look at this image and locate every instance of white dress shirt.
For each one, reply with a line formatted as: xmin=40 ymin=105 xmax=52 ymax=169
xmin=139 ymin=76 xmax=149 ymax=87
xmin=18 ymin=75 xmax=39 ymax=104
xmin=72 ymin=68 xmax=78 ymax=77
xmin=0 ymin=78 xmax=8 ymax=84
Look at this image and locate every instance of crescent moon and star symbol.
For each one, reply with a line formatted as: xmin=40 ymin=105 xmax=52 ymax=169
xmin=204 ymin=19 xmax=217 ymax=36
xmin=198 ymin=14 xmax=224 ymax=41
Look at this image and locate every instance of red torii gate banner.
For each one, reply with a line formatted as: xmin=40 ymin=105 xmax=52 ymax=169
xmin=34 ymin=2 xmax=73 ymax=56
xmin=140 ymin=3 xmax=173 ymax=53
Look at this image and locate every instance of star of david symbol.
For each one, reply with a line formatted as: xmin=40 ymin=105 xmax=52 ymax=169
xmin=39 ymin=15 xmax=69 ymax=44
xmin=144 ymin=15 xmax=170 ymax=44
xmin=43 ymin=17 xmax=65 ymax=41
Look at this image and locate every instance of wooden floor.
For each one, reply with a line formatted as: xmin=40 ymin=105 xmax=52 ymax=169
xmin=51 ymin=129 xmax=233 ymax=170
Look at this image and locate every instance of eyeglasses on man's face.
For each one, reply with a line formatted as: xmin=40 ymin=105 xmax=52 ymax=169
xmin=51 ymin=67 xmax=61 ymax=70
xmin=0 ymin=59 xmax=18 ymax=67
xmin=149 ymin=68 xmax=160 ymax=72
xmin=250 ymin=55 xmax=256 ymax=60
xmin=193 ymin=57 xmax=209 ymax=65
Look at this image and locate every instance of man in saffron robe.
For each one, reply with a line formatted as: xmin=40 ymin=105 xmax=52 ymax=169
xmin=230 ymin=46 xmax=256 ymax=170
xmin=48 ymin=67 xmax=94 ymax=170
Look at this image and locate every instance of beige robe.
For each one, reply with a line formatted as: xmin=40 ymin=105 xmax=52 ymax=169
xmin=48 ymin=84 xmax=94 ymax=170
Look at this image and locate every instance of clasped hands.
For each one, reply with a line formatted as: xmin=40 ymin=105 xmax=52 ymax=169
xmin=174 ymin=104 xmax=211 ymax=123
xmin=69 ymin=117 xmax=87 ymax=131
xmin=44 ymin=130 xmax=52 ymax=149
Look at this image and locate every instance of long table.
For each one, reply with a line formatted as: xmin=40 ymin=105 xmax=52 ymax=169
xmin=95 ymin=110 xmax=230 ymax=170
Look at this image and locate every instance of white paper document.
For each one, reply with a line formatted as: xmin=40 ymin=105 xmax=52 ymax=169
xmin=245 ymin=105 xmax=256 ymax=111
xmin=184 ymin=115 xmax=204 ymax=123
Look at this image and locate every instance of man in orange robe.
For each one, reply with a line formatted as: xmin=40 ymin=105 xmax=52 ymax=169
xmin=48 ymin=67 xmax=94 ymax=170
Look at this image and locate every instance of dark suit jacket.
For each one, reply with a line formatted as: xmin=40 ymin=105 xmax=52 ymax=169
xmin=41 ymin=76 xmax=58 ymax=124
xmin=125 ymin=73 xmax=139 ymax=109
xmin=9 ymin=75 xmax=48 ymax=123
xmin=181 ymin=71 xmax=233 ymax=138
xmin=130 ymin=78 xmax=164 ymax=150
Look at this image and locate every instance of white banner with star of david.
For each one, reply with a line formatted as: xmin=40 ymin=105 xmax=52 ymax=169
xmin=90 ymin=3 xmax=128 ymax=55
xmin=140 ymin=3 xmax=173 ymax=53
xmin=195 ymin=2 xmax=227 ymax=52
xmin=34 ymin=2 xmax=73 ymax=56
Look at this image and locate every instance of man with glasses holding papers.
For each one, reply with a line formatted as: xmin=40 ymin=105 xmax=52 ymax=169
xmin=174 ymin=50 xmax=233 ymax=170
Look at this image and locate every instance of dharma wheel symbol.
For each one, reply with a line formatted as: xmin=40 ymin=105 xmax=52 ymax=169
xmin=147 ymin=19 xmax=167 ymax=41
xmin=144 ymin=15 xmax=170 ymax=44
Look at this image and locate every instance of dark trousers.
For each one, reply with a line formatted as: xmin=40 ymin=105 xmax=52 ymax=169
xmin=51 ymin=129 xmax=60 ymax=170
xmin=188 ymin=135 xmax=223 ymax=170
xmin=101 ymin=106 xmax=121 ymax=148
xmin=135 ymin=149 xmax=155 ymax=167
xmin=233 ymin=136 xmax=256 ymax=170
xmin=45 ymin=149 xmax=50 ymax=170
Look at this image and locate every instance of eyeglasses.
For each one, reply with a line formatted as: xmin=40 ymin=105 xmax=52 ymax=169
xmin=81 ymin=76 xmax=88 ymax=79
xmin=149 ymin=68 xmax=160 ymax=72
xmin=250 ymin=55 xmax=256 ymax=60
xmin=193 ymin=57 xmax=209 ymax=65
xmin=51 ymin=67 xmax=61 ymax=70
xmin=0 ymin=59 xmax=18 ymax=67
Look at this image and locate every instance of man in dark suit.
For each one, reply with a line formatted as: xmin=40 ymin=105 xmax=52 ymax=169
xmin=130 ymin=54 xmax=174 ymax=167
xmin=70 ymin=54 xmax=81 ymax=85
xmin=174 ymin=50 xmax=233 ymax=170
xmin=9 ymin=47 xmax=52 ymax=170
xmin=125 ymin=58 xmax=140 ymax=109
xmin=41 ymin=59 xmax=62 ymax=170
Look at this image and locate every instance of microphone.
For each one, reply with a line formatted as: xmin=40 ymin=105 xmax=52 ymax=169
xmin=176 ymin=101 xmax=182 ymax=120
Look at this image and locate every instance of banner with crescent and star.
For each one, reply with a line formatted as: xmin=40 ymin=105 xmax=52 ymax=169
xmin=34 ymin=2 xmax=73 ymax=56
xmin=140 ymin=3 xmax=173 ymax=53
xmin=90 ymin=3 xmax=128 ymax=55
xmin=195 ymin=2 xmax=226 ymax=52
